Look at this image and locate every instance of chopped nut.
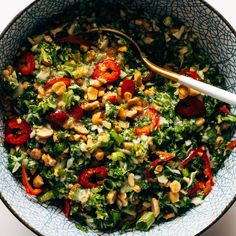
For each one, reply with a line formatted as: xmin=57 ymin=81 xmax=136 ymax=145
xmin=178 ymin=85 xmax=189 ymax=100
xmin=107 ymin=190 xmax=117 ymax=204
xmin=118 ymin=107 xmax=127 ymax=121
xmin=126 ymin=110 xmax=138 ymax=118
xmin=134 ymin=70 xmax=144 ymax=91
xmin=92 ymin=112 xmax=102 ymax=125
xmin=102 ymin=120 xmax=112 ymax=129
xmin=128 ymin=173 xmax=135 ymax=187
xmin=57 ymin=100 xmax=66 ymax=109
xmin=82 ymin=101 xmax=100 ymax=111
xmin=42 ymin=154 xmax=56 ymax=167
xmin=163 ymin=212 xmax=175 ymax=220
xmin=123 ymin=142 xmax=134 ymax=150
xmin=51 ymin=81 xmax=67 ymax=96
xmin=74 ymin=125 xmax=89 ymax=134
xmin=124 ymin=92 xmax=133 ymax=102
xmin=117 ymin=192 xmax=128 ymax=207
xmin=63 ymin=118 xmax=74 ymax=130
xmin=150 ymin=103 xmax=161 ymax=112
xmin=114 ymin=124 xmax=122 ymax=133
xmin=168 ymin=192 xmax=180 ymax=203
xmin=144 ymin=87 xmax=155 ymax=96
xmin=154 ymin=165 xmax=164 ymax=174
xmin=127 ymin=97 xmax=142 ymax=107
xmin=151 ymin=198 xmax=160 ymax=217
xmin=80 ymin=44 xmax=89 ymax=52
xmin=95 ymin=149 xmax=105 ymax=160
xmin=189 ymin=88 xmax=200 ymax=96
xmin=143 ymin=201 xmax=152 ymax=208
xmin=29 ymin=148 xmax=42 ymax=160
xmin=215 ymin=136 xmax=224 ymax=147
xmin=196 ymin=118 xmax=205 ymax=126
xmin=120 ymin=9 xmax=126 ymax=17
xmin=69 ymin=134 xmax=81 ymax=142
xmin=135 ymin=19 xmax=144 ymax=25
xmin=36 ymin=127 xmax=53 ymax=139
xmin=132 ymin=184 xmax=141 ymax=193
xmin=143 ymin=37 xmax=155 ymax=44
xmin=87 ymin=86 xmax=98 ymax=101
xmin=98 ymin=90 xmax=105 ymax=97
xmin=118 ymin=46 xmax=128 ymax=52
xmin=22 ymin=82 xmax=29 ymax=89
xmin=90 ymin=79 xmax=103 ymax=88
xmin=169 ymin=180 xmax=181 ymax=193
xmin=33 ymin=175 xmax=44 ymax=188
xmin=44 ymin=35 xmax=53 ymax=43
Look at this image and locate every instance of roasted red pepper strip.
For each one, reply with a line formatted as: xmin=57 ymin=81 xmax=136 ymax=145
xmin=45 ymin=78 xmax=71 ymax=89
xmin=71 ymin=106 xmax=84 ymax=120
xmin=64 ymin=199 xmax=73 ymax=218
xmin=179 ymin=148 xmax=213 ymax=196
xmin=135 ymin=108 xmax=159 ymax=136
xmin=17 ymin=52 xmax=35 ymax=76
xmin=48 ymin=111 xmax=69 ymax=126
xmin=106 ymin=95 xmax=117 ymax=104
xmin=188 ymin=181 xmax=205 ymax=196
xmin=145 ymin=152 xmax=175 ymax=182
xmin=121 ymin=80 xmax=136 ymax=98
xmin=57 ymin=35 xmax=91 ymax=46
xmin=227 ymin=140 xmax=236 ymax=150
xmin=22 ymin=165 xmax=43 ymax=195
xmin=78 ymin=166 xmax=108 ymax=188
xmin=180 ymin=69 xmax=199 ymax=80
xmin=219 ymin=105 xmax=230 ymax=114
xmin=5 ymin=118 xmax=31 ymax=145
xmin=92 ymin=59 xmax=121 ymax=83
xmin=175 ymin=97 xmax=205 ymax=118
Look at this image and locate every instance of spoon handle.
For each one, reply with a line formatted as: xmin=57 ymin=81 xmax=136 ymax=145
xmin=143 ymin=57 xmax=236 ymax=105
xmin=178 ymin=75 xmax=236 ymax=105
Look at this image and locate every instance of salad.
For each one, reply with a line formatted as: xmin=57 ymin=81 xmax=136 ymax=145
xmin=2 ymin=3 xmax=236 ymax=232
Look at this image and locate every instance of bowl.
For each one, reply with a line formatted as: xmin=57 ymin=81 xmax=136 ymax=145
xmin=0 ymin=0 xmax=236 ymax=235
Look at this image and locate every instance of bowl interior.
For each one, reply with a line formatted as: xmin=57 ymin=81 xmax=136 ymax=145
xmin=0 ymin=0 xmax=236 ymax=235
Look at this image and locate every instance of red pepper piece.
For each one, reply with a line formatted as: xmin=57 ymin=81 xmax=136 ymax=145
xmin=57 ymin=35 xmax=91 ymax=46
xmin=180 ymin=69 xmax=199 ymax=80
xmin=64 ymin=199 xmax=73 ymax=218
xmin=22 ymin=165 xmax=43 ymax=195
xmin=188 ymin=181 xmax=205 ymax=196
xmin=92 ymin=59 xmax=121 ymax=83
xmin=5 ymin=118 xmax=31 ymax=145
xmin=175 ymin=97 xmax=205 ymax=118
xmin=179 ymin=148 xmax=213 ymax=196
xmin=106 ymin=95 xmax=117 ymax=104
xmin=121 ymin=80 xmax=135 ymax=98
xmin=45 ymin=78 xmax=71 ymax=89
xmin=48 ymin=111 xmax=69 ymax=126
xmin=145 ymin=151 xmax=175 ymax=182
xmin=219 ymin=105 xmax=230 ymax=114
xmin=78 ymin=166 xmax=108 ymax=188
xmin=16 ymin=52 xmax=35 ymax=76
xmin=227 ymin=140 xmax=236 ymax=150
xmin=135 ymin=108 xmax=159 ymax=136
xmin=71 ymin=106 xmax=83 ymax=120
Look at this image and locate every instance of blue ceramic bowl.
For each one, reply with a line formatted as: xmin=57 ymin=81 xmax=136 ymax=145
xmin=0 ymin=1 xmax=236 ymax=235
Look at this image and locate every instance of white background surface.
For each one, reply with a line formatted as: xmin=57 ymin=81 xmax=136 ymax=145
xmin=0 ymin=0 xmax=236 ymax=235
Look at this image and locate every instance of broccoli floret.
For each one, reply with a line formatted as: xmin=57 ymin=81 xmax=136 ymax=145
xmin=48 ymin=143 xmax=66 ymax=157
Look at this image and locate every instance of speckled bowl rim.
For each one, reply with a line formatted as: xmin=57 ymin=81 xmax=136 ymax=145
xmin=0 ymin=0 xmax=236 ymax=235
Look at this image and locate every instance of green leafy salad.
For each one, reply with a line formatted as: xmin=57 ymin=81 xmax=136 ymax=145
xmin=2 ymin=3 xmax=236 ymax=232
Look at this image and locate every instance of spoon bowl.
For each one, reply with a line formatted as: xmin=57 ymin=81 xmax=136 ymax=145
xmin=88 ymin=27 xmax=236 ymax=105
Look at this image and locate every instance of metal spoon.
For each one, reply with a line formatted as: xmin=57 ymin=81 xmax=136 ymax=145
xmin=87 ymin=27 xmax=236 ymax=105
